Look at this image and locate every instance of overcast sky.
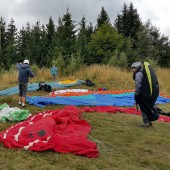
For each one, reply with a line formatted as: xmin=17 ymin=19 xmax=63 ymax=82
xmin=0 ymin=0 xmax=170 ymax=37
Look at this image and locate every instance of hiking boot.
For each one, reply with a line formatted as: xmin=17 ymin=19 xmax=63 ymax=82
xmin=18 ymin=101 xmax=22 ymax=105
xmin=137 ymin=123 xmax=150 ymax=127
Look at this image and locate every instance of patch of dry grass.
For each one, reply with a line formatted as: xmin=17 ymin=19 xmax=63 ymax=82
xmin=0 ymin=71 xmax=18 ymax=89
xmin=72 ymin=64 xmax=133 ymax=90
xmin=1 ymin=65 xmax=170 ymax=93
xmin=157 ymin=68 xmax=170 ymax=94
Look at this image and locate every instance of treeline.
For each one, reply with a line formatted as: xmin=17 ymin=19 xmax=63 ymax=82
xmin=0 ymin=3 xmax=170 ymax=72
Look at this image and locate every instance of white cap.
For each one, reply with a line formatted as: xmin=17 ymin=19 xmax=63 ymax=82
xmin=23 ymin=59 xmax=29 ymax=64
xmin=131 ymin=62 xmax=142 ymax=68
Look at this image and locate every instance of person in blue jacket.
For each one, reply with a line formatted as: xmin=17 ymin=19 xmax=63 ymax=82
xmin=131 ymin=62 xmax=159 ymax=127
xmin=16 ymin=58 xmax=24 ymax=70
xmin=18 ymin=59 xmax=34 ymax=107
xmin=50 ymin=65 xmax=58 ymax=81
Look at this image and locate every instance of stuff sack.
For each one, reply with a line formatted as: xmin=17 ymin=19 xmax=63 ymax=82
xmin=85 ymin=79 xmax=95 ymax=87
xmin=37 ymin=82 xmax=52 ymax=92
xmin=147 ymin=106 xmax=160 ymax=121
xmin=156 ymin=107 xmax=170 ymax=116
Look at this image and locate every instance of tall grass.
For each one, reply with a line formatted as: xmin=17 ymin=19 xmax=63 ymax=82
xmin=0 ymin=64 xmax=170 ymax=93
xmin=72 ymin=64 xmax=133 ymax=90
xmin=0 ymin=71 xmax=18 ymax=89
xmin=157 ymin=68 xmax=170 ymax=94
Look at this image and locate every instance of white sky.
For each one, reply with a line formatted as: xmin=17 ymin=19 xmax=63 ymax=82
xmin=0 ymin=0 xmax=170 ymax=38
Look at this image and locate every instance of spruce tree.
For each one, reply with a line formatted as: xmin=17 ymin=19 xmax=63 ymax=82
xmin=17 ymin=22 xmax=32 ymax=62
xmin=87 ymin=23 xmax=131 ymax=65
xmin=96 ymin=6 xmax=110 ymax=29
xmin=114 ymin=3 xmax=142 ymax=39
xmin=55 ymin=9 xmax=77 ymax=64
xmin=0 ymin=17 xmax=7 ymax=68
xmin=44 ymin=16 xmax=56 ymax=67
xmin=76 ymin=16 xmax=88 ymax=61
xmin=4 ymin=18 xmax=18 ymax=69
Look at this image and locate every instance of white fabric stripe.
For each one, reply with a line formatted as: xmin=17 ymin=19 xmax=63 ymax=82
xmin=30 ymin=115 xmax=36 ymax=121
xmin=43 ymin=112 xmax=52 ymax=118
xmin=23 ymin=139 xmax=40 ymax=150
xmin=4 ymin=133 xmax=7 ymax=139
xmin=46 ymin=136 xmax=51 ymax=142
xmin=27 ymin=113 xmax=32 ymax=118
xmin=3 ymin=125 xmax=14 ymax=139
xmin=14 ymin=127 xmax=25 ymax=141
xmin=51 ymin=89 xmax=89 ymax=95
xmin=23 ymin=136 xmax=51 ymax=150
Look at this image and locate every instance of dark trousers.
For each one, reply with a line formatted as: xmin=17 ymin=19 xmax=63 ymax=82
xmin=135 ymin=89 xmax=159 ymax=122
xmin=19 ymin=83 xmax=27 ymax=97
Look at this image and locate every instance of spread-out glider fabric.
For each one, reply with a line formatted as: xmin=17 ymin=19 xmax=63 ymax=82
xmin=26 ymin=92 xmax=170 ymax=108
xmin=50 ymin=89 xmax=134 ymax=96
xmin=0 ymin=106 xmax=169 ymax=158
xmin=0 ymin=106 xmax=99 ymax=158
xmin=0 ymin=103 xmax=31 ymax=122
xmin=0 ymin=80 xmax=84 ymax=96
xmin=79 ymin=106 xmax=170 ymax=123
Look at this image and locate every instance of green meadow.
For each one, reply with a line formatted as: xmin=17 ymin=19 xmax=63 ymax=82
xmin=0 ymin=65 xmax=170 ymax=170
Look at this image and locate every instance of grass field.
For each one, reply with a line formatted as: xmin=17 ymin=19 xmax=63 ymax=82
xmin=0 ymin=65 xmax=170 ymax=170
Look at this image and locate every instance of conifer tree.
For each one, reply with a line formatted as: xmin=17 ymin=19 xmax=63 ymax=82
xmin=4 ymin=18 xmax=18 ymax=69
xmin=87 ymin=23 xmax=131 ymax=65
xmin=115 ymin=3 xmax=142 ymax=39
xmin=44 ymin=16 xmax=56 ymax=67
xmin=96 ymin=6 xmax=110 ymax=29
xmin=17 ymin=22 xmax=32 ymax=62
xmin=76 ymin=16 xmax=88 ymax=61
xmin=55 ymin=9 xmax=77 ymax=64
xmin=30 ymin=21 xmax=42 ymax=65
xmin=0 ymin=17 xmax=7 ymax=68
xmin=145 ymin=21 xmax=170 ymax=67
xmin=114 ymin=2 xmax=142 ymax=62
xmin=86 ymin=22 xmax=93 ymax=42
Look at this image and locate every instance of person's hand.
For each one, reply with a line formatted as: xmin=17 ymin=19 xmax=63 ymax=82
xmin=135 ymin=103 xmax=139 ymax=112
xmin=134 ymin=92 xmax=139 ymax=101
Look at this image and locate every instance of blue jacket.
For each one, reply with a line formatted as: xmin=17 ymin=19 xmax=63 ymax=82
xmin=18 ymin=64 xmax=34 ymax=83
xmin=16 ymin=63 xmax=22 ymax=70
xmin=50 ymin=67 xmax=58 ymax=76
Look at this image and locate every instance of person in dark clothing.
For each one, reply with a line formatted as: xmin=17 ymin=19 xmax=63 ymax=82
xmin=18 ymin=59 xmax=34 ymax=107
xmin=131 ymin=62 xmax=159 ymax=127
xmin=16 ymin=58 xmax=24 ymax=71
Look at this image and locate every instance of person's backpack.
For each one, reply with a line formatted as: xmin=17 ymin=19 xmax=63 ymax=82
xmin=156 ymin=107 xmax=170 ymax=116
xmin=85 ymin=79 xmax=95 ymax=87
xmin=43 ymin=84 xmax=52 ymax=92
xmin=147 ymin=106 xmax=160 ymax=121
xmin=37 ymin=82 xmax=52 ymax=92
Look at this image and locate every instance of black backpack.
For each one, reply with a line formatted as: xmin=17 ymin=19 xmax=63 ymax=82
xmin=147 ymin=106 xmax=160 ymax=121
xmin=37 ymin=82 xmax=52 ymax=92
xmin=156 ymin=107 xmax=170 ymax=116
xmin=85 ymin=79 xmax=95 ymax=87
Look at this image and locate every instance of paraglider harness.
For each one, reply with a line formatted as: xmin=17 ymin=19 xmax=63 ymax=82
xmin=37 ymin=82 xmax=52 ymax=92
xmin=84 ymin=79 xmax=95 ymax=87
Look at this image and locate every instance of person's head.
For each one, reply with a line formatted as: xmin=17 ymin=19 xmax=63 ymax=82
xmin=23 ymin=59 xmax=29 ymax=64
xmin=131 ymin=62 xmax=142 ymax=72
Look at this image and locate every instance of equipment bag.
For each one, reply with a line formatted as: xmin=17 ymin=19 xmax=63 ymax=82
xmin=85 ymin=79 xmax=95 ymax=87
xmin=37 ymin=82 xmax=52 ymax=92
